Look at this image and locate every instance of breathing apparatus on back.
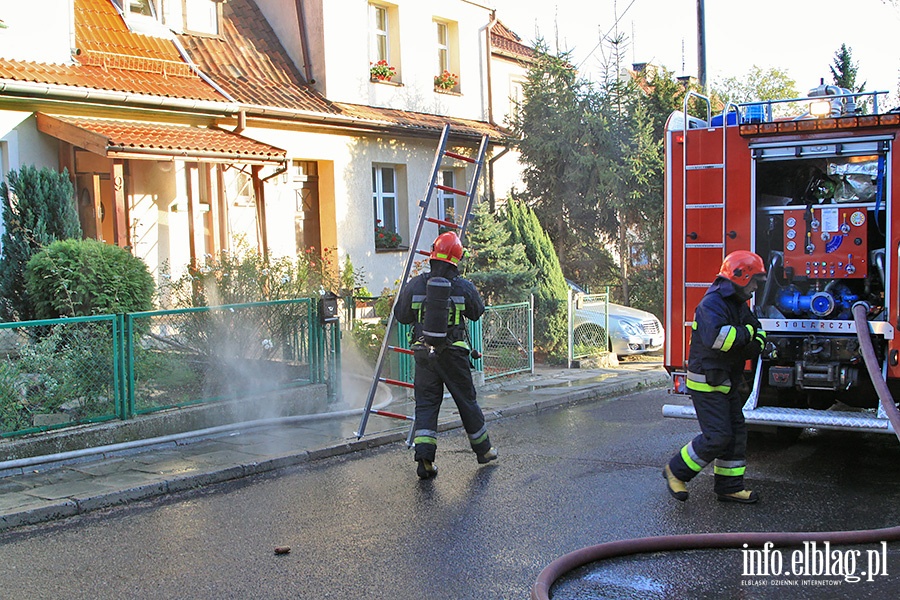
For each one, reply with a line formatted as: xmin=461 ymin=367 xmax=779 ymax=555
xmin=422 ymin=276 xmax=452 ymax=348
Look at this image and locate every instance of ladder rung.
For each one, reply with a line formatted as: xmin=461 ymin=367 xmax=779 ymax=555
xmin=380 ymin=377 xmax=415 ymax=389
xmin=416 ymin=249 xmax=431 ymax=257
xmin=686 ymin=164 xmax=724 ymax=170
xmin=435 ymin=184 xmax=468 ymax=196
xmin=370 ymin=409 xmax=414 ymax=421
xmin=388 ymin=345 xmax=415 ymax=355
xmin=425 ymin=217 xmax=459 ymax=229
xmin=443 ymin=150 xmax=477 ymax=163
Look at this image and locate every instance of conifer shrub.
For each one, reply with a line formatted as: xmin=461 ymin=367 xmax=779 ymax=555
xmin=25 ymin=238 xmax=154 ymax=319
xmin=0 ymin=165 xmax=82 ymax=321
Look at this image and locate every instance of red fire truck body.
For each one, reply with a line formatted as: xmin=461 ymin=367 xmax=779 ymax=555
xmin=663 ymin=87 xmax=900 ymax=434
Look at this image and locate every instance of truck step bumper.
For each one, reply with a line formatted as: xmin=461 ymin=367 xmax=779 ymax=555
xmin=662 ymin=404 xmax=895 ymax=434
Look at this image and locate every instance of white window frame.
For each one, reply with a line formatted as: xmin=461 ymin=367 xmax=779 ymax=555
xmin=437 ymin=170 xmax=457 ymax=224
xmin=370 ymin=4 xmax=390 ymax=64
xmin=372 ymin=165 xmax=399 ymax=233
xmin=436 ymin=21 xmax=449 ymax=74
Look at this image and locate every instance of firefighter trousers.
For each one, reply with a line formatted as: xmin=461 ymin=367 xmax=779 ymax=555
xmin=411 ymin=347 xmax=492 ymax=462
xmin=668 ymin=388 xmax=748 ymax=495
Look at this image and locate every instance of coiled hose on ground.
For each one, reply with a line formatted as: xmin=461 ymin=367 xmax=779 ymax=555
xmin=531 ymin=302 xmax=900 ymax=600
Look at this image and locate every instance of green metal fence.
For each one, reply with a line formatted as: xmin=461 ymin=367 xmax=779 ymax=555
xmin=125 ymin=299 xmax=317 ymax=416
xmin=0 ymin=298 xmax=330 ymax=438
xmin=478 ymin=301 xmax=534 ymax=380
xmin=568 ymin=287 xmax=611 ymax=365
xmin=384 ymin=300 xmax=534 ymax=384
xmin=0 ymin=315 xmax=124 ymax=437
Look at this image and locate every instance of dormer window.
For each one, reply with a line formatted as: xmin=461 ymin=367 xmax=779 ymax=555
xmin=113 ymin=0 xmax=157 ymax=19
xmin=114 ymin=0 xmax=222 ymax=37
xmin=369 ymin=3 xmax=400 ymax=82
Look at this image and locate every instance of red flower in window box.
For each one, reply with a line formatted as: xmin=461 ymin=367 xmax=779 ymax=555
xmin=374 ymin=220 xmax=402 ymax=248
xmin=370 ymin=60 xmax=396 ymax=82
xmin=434 ymin=70 xmax=458 ymax=90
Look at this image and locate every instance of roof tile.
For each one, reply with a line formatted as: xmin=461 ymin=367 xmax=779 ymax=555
xmin=0 ymin=0 xmax=224 ymax=101
xmin=176 ymin=0 xmax=338 ymax=113
xmin=46 ymin=114 xmax=285 ymax=160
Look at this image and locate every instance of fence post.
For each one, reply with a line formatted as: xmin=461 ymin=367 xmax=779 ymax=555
xmin=567 ymin=287 xmax=574 ymax=369
xmin=529 ymin=294 xmax=535 ymax=374
xmin=326 ymin=320 xmax=341 ymax=403
xmin=116 ymin=313 xmax=127 ymax=420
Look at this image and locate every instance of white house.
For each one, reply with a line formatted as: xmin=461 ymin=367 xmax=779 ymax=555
xmin=0 ymin=0 xmax=535 ymax=299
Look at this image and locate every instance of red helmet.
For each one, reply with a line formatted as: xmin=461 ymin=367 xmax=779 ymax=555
xmin=430 ymin=232 xmax=464 ymax=265
xmin=717 ymin=251 xmax=766 ymax=286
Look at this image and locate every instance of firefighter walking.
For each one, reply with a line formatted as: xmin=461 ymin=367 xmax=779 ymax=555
xmin=664 ymin=251 xmax=768 ymax=504
xmin=394 ymin=232 xmax=498 ymax=479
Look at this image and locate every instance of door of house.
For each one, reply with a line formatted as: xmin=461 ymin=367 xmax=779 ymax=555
xmin=293 ymin=161 xmax=320 ymax=252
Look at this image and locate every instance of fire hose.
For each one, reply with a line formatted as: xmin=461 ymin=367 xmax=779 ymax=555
xmin=531 ymin=301 xmax=900 ymax=600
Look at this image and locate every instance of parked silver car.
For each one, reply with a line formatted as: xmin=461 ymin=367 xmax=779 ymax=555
xmin=569 ymin=282 xmax=665 ymax=358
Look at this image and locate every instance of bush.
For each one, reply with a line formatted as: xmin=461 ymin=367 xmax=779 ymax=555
xmin=25 ymin=239 xmax=154 ymax=318
xmin=161 ymin=245 xmax=344 ymax=309
xmin=0 ymin=165 xmax=82 ymax=321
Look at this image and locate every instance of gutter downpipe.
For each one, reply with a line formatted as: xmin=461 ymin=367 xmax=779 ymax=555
xmin=532 ymin=302 xmax=900 ymax=599
xmin=483 ymin=10 xmax=503 ymax=211
xmin=295 ymin=0 xmax=316 ymax=84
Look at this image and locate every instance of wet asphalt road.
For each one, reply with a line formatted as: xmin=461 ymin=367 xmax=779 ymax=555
xmin=3 ymin=387 xmax=900 ymax=599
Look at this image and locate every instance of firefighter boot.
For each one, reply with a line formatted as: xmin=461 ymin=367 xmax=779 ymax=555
xmin=416 ymin=459 xmax=437 ymax=479
xmin=717 ymin=489 xmax=759 ymax=504
xmin=663 ymin=464 xmax=689 ymax=501
xmin=477 ymin=447 xmax=498 ymax=464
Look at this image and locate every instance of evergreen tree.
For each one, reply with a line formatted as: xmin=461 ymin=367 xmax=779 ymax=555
xmin=461 ymin=200 xmax=535 ymax=305
xmin=0 ymin=165 xmax=82 ymax=321
xmin=505 ymin=199 xmax=568 ymax=359
xmin=830 ymin=43 xmax=866 ymax=114
xmin=507 ymin=40 xmax=618 ymax=276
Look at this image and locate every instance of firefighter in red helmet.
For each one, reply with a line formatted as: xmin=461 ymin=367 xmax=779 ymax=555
xmin=664 ymin=250 xmax=767 ymax=503
xmin=394 ymin=231 xmax=497 ymax=479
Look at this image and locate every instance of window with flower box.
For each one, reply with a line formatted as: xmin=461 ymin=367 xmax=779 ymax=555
xmin=433 ymin=19 xmax=459 ymax=92
xmin=370 ymin=3 xmax=400 ymax=82
xmin=372 ymin=165 xmax=404 ymax=249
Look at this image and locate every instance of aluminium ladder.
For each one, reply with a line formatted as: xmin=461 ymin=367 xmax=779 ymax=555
xmin=355 ymin=124 xmax=489 ymax=441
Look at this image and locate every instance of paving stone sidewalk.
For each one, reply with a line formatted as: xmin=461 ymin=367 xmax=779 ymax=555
xmin=0 ymin=363 xmax=669 ymax=532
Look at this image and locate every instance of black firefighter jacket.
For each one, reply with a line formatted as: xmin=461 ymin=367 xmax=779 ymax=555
xmin=687 ymin=277 xmax=762 ymax=394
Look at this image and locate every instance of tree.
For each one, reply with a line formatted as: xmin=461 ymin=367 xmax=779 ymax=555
xmin=712 ymin=66 xmax=798 ymax=113
xmin=507 ymin=40 xmax=618 ymax=282
xmin=830 ymin=43 xmax=868 ymax=114
xmin=461 ymin=199 xmax=535 ymax=305
xmin=0 ymin=165 xmax=82 ymax=322
xmin=504 ymin=199 xmax=568 ymax=359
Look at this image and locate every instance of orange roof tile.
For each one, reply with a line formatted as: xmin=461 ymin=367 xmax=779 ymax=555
xmin=38 ymin=113 xmax=286 ymax=163
xmin=177 ymin=0 xmax=339 ymax=113
xmin=0 ymin=0 xmax=224 ymax=102
xmin=335 ymin=103 xmax=504 ymax=142
xmin=491 ymin=21 xmax=535 ymax=61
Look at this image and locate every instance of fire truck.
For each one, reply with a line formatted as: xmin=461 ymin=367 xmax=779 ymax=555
xmin=663 ymin=84 xmax=900 ymax=436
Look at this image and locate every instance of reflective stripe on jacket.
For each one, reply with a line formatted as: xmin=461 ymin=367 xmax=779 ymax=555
xmin=687 ymin=278 xmax=761 ymax=392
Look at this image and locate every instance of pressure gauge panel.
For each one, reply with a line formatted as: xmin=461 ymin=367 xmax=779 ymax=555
xmin=781 ymin=207 xmax=867 ymax=279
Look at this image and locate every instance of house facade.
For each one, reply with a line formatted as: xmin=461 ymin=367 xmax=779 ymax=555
xmin=0 ymin=0 xmax=534 ymax=299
